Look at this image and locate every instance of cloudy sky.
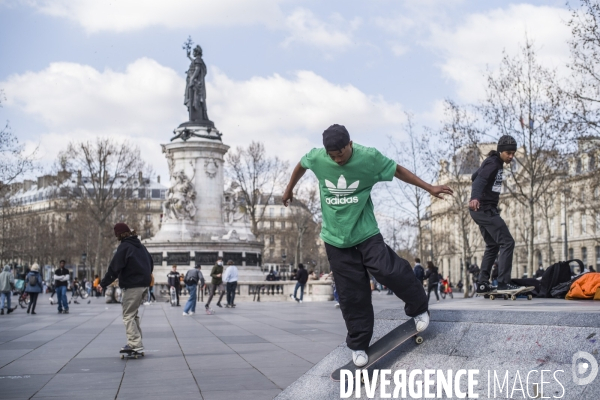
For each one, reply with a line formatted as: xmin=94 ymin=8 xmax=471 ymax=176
xmin=0 ymin=0 xmax=573 ymax=181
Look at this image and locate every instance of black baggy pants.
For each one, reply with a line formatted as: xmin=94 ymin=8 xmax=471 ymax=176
xmin=469 ymin=208 xmax=515 ymax=284
xmin=325 ymin=233 xmax=429 ymax=351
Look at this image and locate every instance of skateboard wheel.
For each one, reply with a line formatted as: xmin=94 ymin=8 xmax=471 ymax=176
xmin=415 ymin=336 xmax=424 ymax=344
xmin=511 ymin=295 xmax=516 ymax=301
xmin=489 ymin=295 xmax=495 ymax=300
xmin=527 ymin=295 xmax=532 ymax=300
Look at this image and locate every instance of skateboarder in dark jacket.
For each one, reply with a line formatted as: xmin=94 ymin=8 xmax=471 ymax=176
xmin=282 ymin=124 xmax=453 ymax=367
xmin=469 ymin=135 xmax=523 ymax=293
xmin=99 ymin=223 xmax=153 ymax=353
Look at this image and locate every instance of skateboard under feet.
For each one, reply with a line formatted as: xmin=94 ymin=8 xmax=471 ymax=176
xmin=120 ymin=349 xmax=145 ymax=359
xmin=475 ymin=286 xmax=536 ymax=301
xmin=331 ymin=317 xmax=424 ymax=382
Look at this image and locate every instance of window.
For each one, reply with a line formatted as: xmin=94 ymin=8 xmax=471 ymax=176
xmin=269 ymin=208 xmax=274 ymax=218
xmin=569 ymin=248 xmax=574 ymax=260
xmin=270 ymin=221 xmax=274 ymax=229
xmin=66 ymin=213 xmax=71 ymax=222
xmin=269 ymin=235 xmax=274 ymax=244
xmin=281 ymin=249 xmax=286 ymax=257
xmin=146 ymin=214 xmax=151 ymax=222
xmin=590 ymin=155 xmax=596 ymax=171
xmin=537 ymin=251 xmax=543 ymax=267
xmin=269 ymin=249 xmax=274 ymax=258
xmin=596 ymin=246 xmax=600 ymax=269
xmin=576 ymin=158 xmax=582 ymax=174
xmin=569 ymin=217 xmax=574 ymax=236
xmin=268 ymin=197 xmax=275 ymax=205
xmin=595 ymin=187 xmax=600 ymax=199
xmin=145 ymin=228 xmax=151 ymax=237
xmin=582 ymin=247 xmax=588 ymax=266
xmin=281 ymin=208 xmax=285 ymax=217
xmin=582 ymin=214 xmax=587 ymax=234
xmin=151 ymin=189 xmax=161 ymax=199
xmin=281 ymin=221 xmax=286 ymax=229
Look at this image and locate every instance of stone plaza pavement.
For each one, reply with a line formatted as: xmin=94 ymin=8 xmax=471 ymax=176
xmin=0 ymin=291 xmax=408 ymax=400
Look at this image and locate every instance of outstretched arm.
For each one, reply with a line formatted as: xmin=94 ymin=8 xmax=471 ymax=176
xmin=394 ymin=165 xmax=453 ymax=199
xmin=282 ymin=162 xmax=307 ymax=207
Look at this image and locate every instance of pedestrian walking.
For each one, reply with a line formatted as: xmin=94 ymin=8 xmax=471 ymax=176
xmin=282 ymin=124 xmax=452 ymax=367
xmin=182 ymin=265 xmax=205 ymax=316
xmin=424 ymin=262 xmax=440 ymax=302
xmin=0 ymin=265 xmax=15 ymax=315
xmin=290 ymin=263 xmax=308 ymax=303
xmin=469 ymin=135 xmax=523 ymax=294
xmin=205 ymin=257 xmax=225 ymax=310
xmin=222 ymin=260 xmax=238 ymax=308
xmin=413 ymin=258 xmax=425 ymax=286
xmin=167 ymin=265 xmax=181 ymax=306
xmin=93 ymin=275 xmax=101 ymax=297
xmin=98 ymin=223 xmax=153 ymax=354
xmin=25 ymin=264 xmax=43 ymax=314
xmin=145 ymin=274 xmax=156 ymax=305
xmin=54 ymin=260 xmax=70 ymax=314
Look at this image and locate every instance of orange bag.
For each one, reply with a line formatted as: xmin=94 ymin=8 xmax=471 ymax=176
xmin=566 ymin=273 xmax=600 ymax=300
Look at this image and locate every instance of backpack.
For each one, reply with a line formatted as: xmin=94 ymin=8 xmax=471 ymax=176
xmin=184 ymin=270 xmax=198 ymax=286
xmin=539 ymin=259 xmax=583 ymax=298
xmin=28 ymin=273 xmax=38 ymax=287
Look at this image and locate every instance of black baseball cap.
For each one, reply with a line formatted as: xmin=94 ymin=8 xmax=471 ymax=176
xmin=323 ymin=124 xmax=350 ymax=151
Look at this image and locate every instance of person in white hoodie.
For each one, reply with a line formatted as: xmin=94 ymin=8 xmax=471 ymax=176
xmin=222 ymin=260 xmax=239 ymax=308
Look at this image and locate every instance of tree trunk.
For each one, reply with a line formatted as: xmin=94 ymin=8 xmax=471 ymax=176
xmin=527 ymin=201 xmax=535 ymax=278
xmin=94 ymin=227 xmax=103 ymax=277
xmin=417 ymin=215 xmax=423 ymax=261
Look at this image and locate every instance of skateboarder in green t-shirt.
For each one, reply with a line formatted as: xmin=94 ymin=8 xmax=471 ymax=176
xmin=282 ymin=124 xmax=453 ymax=367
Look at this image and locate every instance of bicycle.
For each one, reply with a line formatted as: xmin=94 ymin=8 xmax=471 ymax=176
xmin=18 ymin=291 xmax=30 ymax=309
xmin=439 ymin=279 xmax=453 ymax=299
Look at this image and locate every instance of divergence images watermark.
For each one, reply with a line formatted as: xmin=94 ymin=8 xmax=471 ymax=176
xmin=339 ymin=351 xmax=598 ymax=399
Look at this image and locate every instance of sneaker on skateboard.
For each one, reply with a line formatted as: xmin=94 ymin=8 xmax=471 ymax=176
xmin=120 ymin=347 xmax=144 ymax=359
xmin=331 ymin=316 xmax=425 ymax=382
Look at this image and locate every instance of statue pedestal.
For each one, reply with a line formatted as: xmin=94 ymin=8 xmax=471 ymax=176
xmin=144 ymin=124 xmax=263 ymax=283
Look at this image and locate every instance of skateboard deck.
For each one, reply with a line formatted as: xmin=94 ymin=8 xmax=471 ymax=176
xmin=331 ymin=318 xmax=423 ymax=382
xmin=476 ymin=286 xmax=535 ymax=300
xmin=170 ymin=287 xmax=177 ymax=307
xmin=120 ymin=349 xmax=145 ymax=359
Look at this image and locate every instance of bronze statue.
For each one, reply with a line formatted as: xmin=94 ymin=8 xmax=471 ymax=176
xmin=184 ymin=45 xmax=210 ymax=123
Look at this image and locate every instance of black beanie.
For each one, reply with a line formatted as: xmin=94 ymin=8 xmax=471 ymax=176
xmin=497 ymin=135 xmax=517 ymax=153
xmin=323 ymin=124 xmax=350 ymax=151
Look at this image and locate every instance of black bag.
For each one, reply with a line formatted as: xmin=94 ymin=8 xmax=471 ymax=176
xmin=184 ymin=271 xmax=198 ymax=286
xmin=539 ymin=259 xmax=583 ymax=298
xmin=28 ymin=274 xmax=38 ymax=287
xmin=550 ymin=272 xmax=590 ymax=299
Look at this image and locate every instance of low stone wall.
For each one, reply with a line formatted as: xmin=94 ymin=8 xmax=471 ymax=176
xmin=154 ymin=280 xmax=334 ymax=302
xmin=276 ymin=307 xmax=600 ymax=399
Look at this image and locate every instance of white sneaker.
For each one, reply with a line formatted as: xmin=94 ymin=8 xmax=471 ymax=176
xmin=299 ymin=300 xmax=303 ymax=303
xmin=414 ymin=311 xmax=430 ymax=332
xmin=143 ymin=302 xmax=150 ymax=305
xmin=334 ymin=303 xmax=340 ymax=308
xmin=188 ymin=311 xmax=194 ymax=316
xmin=352 ymin=350 xmax=368 ymax=367
xmin=182 ymin=312 xmax=189 ymax=316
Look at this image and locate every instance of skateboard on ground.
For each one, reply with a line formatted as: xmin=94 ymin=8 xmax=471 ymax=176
xmin=476 ymin=286 xmax=535 ymax=301
xmin=169 ymin=286 xmax=177 ymax=307
xmin=331 ymin=317 xmax=424 ymax=382
xmin=120 ymin=349 xmax=144 ymax=359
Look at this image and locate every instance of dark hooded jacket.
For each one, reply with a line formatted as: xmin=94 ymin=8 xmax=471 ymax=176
xmin=100 ymin=236 xmax=153 ymax=289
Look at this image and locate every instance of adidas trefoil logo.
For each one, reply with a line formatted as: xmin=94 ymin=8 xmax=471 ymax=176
xmin=324 ymin=175 xmax=359 ymax=205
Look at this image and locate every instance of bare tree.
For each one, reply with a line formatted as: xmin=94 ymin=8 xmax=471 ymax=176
xmin=481 ymin=39 xmax=571 ymax=278
xmin=59 ymin=138 xmax=147 ymax=275
xmin=437 ymin=99 xmax=484 ymax=297
xmin=288 ymin=176 xmax=321 ymax=269
xmin=0 ymin=89 xmax=36 ymax=193
xmin=225 ymin=141 xmax=288 ymax=236
xmin=387 ymin=113 xmax=437 ymax=260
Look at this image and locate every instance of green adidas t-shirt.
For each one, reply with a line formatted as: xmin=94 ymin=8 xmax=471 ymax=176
xmin=301 ymin=143 xmax=396 ymax=248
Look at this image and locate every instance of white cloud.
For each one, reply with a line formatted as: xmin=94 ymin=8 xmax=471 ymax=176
xmin=2 ymin=59 xmax=405 ymax=179
xmin=282 ymin=8 xmax=361 ymax=51
xmin=25 ymin=0 xmax=284 ymax=32
xmin=427 ymin=4 xmax=572 ymax=102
